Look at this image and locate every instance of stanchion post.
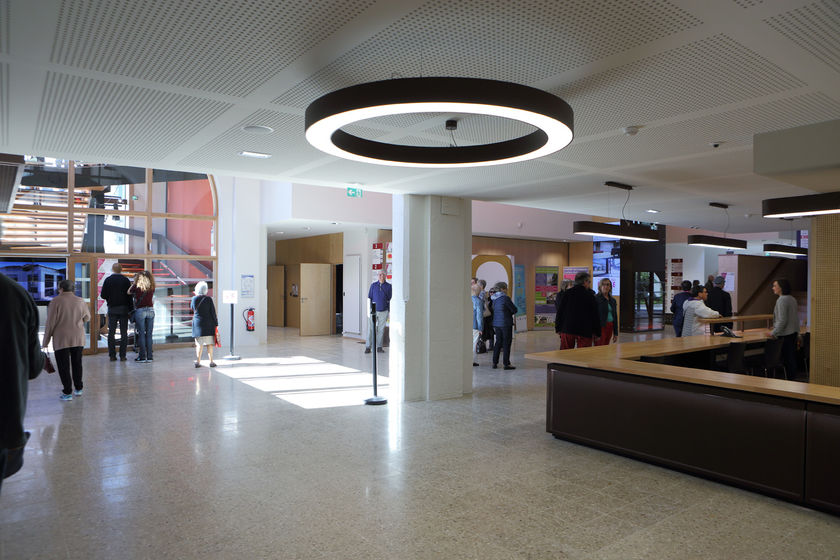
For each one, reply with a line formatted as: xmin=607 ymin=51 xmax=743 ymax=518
xmin=365 ymin=301 xmax=386 ymax=405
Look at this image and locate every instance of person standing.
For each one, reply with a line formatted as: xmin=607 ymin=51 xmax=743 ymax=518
xmin=191 ymin=281 xmax=218 ymax=368
xmin=365 ymin=271 xmax=391 ymax=354
xmin=556 ymin=271 xmax=600 ymax=349
xmin=100 ymin=262 xmax=132 ymax=361
xmin=478 ymin=279 xmax=494 ymax=351
xmin=471 ymin=284 xmax=484 ymax=367
xmin=670 ymin=280 xmax=693 ymax=337
xmin=554 ymin=279 xmax=573 ymax=347
xmin=681 ymin=285 xmax=720 ymax=336
xmin=0 ymin=272 xmax=46 ymax=493
xmin=490 ymin=282 xmax=518 ymax=370
xmin=704 ymin=274 xmax=716 ymax=294
xmin=766 ymin=278 xmax=799 ymax=380
xmin=42 ymin=279 xmax=90 ymax=401
xmin=706 ymin=276 xmax=733 ymax=333
xmin=594 ymin=278 xmax=619 ymax=346
xmin=129 ymin=270 xmax=156 ymax=362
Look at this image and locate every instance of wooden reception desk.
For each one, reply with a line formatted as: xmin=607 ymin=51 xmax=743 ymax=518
xmin=526 ymin=332 xmax=840 ymax=515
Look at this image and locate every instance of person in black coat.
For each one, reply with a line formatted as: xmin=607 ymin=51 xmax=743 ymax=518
xmin=490 ymin=281 xmax=518 ymax=370
xmin=100 ymin=262 xmax=133 ymax=361
xmin=190 ymin=281 xmax=218 ymax=368
xmin=670 ymin=280 xmax=693 ymax=337
xmin=556 ymin=271 xmax=601 ymax=349
xmin=554 ymin=279 xmax=573 ymax=341
xmin=706 ymin=276 xmax=733 ymax=333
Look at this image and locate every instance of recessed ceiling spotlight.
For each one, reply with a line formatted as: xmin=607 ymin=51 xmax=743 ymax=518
xmin=331 ymin=222 xmax=339 ymax=225
xmin=623 ymin=126 xmax=640 ymax=136
xmin=239 ymin=151 xmax=272 ymax=159
xmin=242 ymin=125 xmax=274 ymax=135
xmin=646 ymin=209 xmax=660 ymax=214
xmin=303 ymin=226 xmax=311 ymax=231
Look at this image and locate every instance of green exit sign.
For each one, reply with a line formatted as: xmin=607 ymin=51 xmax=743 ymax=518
xmin=346 ymin=187 xmax=363 ymax=198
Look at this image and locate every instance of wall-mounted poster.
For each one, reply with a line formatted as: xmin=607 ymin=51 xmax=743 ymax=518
xmin=513 ymin=264 xmax=527 ymax=332
xmin=534 ymin=266 xmax=559 ymax=330
xmin=563 ymin=266 xmax=590 ymax=282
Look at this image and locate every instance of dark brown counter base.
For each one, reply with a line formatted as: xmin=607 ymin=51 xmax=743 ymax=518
xmin=547 ymin=364 xmax=840 ymax=515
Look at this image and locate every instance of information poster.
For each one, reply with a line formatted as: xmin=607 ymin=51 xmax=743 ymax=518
xmin=534 ymin=266 xmax=559 ymax=330
xmin=513 ymin=264 xmax=527 ymax=332
xmin=241 ymin=274 xmax=255 ymax=298
xmin=563 ymin=266 xmax=590 ymax=282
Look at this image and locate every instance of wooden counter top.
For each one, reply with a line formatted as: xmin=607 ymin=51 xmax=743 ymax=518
xmin=525 ymin=331 xmax=840 ymax=406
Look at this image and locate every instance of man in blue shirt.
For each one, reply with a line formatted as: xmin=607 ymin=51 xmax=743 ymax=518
xmin=365 ymin=272 xmax=392 ymax=354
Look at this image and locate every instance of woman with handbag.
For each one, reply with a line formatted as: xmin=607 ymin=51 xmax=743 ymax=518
xmin=42 ymin=279 xmax=90 ymax=400
xmin=190 ymin=281 xmax=219 ymax=368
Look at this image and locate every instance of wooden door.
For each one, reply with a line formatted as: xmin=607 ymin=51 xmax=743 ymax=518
xmin=267 ymin=265 xmax=285 ymax=326
xmin=299 ymin=263 xmax=331 ymax=336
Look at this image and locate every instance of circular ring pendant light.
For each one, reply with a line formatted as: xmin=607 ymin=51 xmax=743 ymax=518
xmin=305 ymin=77 xmax=574 ymax=168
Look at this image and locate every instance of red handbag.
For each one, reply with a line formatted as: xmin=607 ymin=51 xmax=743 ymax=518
xmin=214 ymin=327 xmax=221 ymax=348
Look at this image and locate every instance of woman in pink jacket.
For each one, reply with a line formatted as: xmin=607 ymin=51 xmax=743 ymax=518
xmin=43 ymin=280 xmax=90 ymax=401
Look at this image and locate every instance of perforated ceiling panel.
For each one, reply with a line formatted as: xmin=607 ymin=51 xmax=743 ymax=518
xmin=387 ymin=159 xmax=580 ymax=195
xmin=417 ymin=114 xmax=536 ymax=146
xmin=764 ymin=0 xmax=840 ymax=73
xmin=49 ymin=0 xmax=376 ymax=97
xmin=552 ymin=34 xmax=805 ymax=137
xmin=732 ymin=0 xmax=765 ymax=8
xmin=272 ymin=0 xmax=702 ymax=108
xmin=179 ymin=110 xmax=320 ymax=170
xmin=34 ymin=72 xmax=232 ymax=161
xmin=552 ymin=92 xmax=840 ymax=169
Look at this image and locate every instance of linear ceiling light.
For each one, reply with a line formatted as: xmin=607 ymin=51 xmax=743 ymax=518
xmin=573 ymin=221 xmax=658 ymax=242
xmin=687 ymin=202 xmax=746 ymax=250
xmin=763 ymin=243 xmax=807 ymax=256
xmin=762 ymin=191 xmax=840 ymax=218
xmin=305 ymin=77 xmax=573 ymax=168
xmin=572 ymin=181 xmax=658 ymax=241
xmin=687 ymin=235 xmax=747 ymax=250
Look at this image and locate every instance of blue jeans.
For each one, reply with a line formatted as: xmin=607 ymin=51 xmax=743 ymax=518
xmin=135 ymin=307 xmax=155 ymax=360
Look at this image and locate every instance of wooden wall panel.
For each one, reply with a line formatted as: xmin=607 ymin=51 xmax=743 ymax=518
xmin=472 ymin=236 xmax=569 ymax=330
xmin=811 ymin=214 xmax=840 ymax=387
xmin=285 ymin=264 xmax=301 ymax=328
xmin=275 ymin=233 xmax=343 ymax=265
xmin=568 ymin=242 xmax=593 ymax=269
xmin=267 ymin=265 xmax=285 ymax=327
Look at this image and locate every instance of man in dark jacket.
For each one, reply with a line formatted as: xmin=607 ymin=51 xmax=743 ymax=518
xmin=100 ymin=262 xmax=132 ymax=361
xmin=0 ymin=272 xmax=46 ymax=494
xmin=706 ymin=275 xmax=733 ymax=333
xmin=670 ymin=280 xmax=693 ymax=337
xmin=556 ymin=271 xmax=600 ymax=349
xmin=490 ymin=281 xmax=518 ymax=370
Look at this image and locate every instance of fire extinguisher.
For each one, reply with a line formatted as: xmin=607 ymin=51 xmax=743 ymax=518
xmin=243 ymin=307 xmax=255 ymax=331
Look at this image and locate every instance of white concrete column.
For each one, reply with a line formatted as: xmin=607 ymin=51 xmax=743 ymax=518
xmin=389 ymin=194 xmax=472 ymax=401
xmin=215 ymin=175 xmax=267 ymax=347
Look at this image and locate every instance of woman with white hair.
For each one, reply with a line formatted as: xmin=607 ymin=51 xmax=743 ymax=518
xmin=190 ymin=281 xmax=218 ymax=368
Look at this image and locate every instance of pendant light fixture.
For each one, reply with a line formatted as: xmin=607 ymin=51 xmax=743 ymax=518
xmin=305 ymin=77 xmax=573 ymax=168
xmin=687 ymin=203 xmax=747 ymax=250
xmin=763 ymin=218 xmax=807 ymax=256
xmin=573 ymin=181 xmax=659 ymax=242
xmin=762 ymin=191 xmax=840 ymax=218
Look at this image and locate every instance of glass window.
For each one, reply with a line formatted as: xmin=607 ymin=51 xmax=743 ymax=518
xmin=74 ymin=163 xmax=147 ymax=212
xmin=151 ymin=259 xmax=214 ymax=344
xmin=72 ymin=212 xmax=148 ymax=254
xmin=151 ymin=172 xmax=214 ymax=216
xmin=150 ymin=217 xmax=213 ymax=256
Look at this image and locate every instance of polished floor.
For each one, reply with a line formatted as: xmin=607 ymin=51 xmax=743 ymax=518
xmin=2 ymin=328 xmax=839 ymax=559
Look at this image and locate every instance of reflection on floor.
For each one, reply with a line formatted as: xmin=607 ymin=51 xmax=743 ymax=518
xmin=2 ymin=327 xmax=838 ymax=559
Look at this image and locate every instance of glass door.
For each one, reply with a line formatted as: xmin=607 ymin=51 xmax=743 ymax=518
xmin=633 ymin=271 xmax=666 ymax=332
xmin=69 ymin=257 xmax=98 ymax=354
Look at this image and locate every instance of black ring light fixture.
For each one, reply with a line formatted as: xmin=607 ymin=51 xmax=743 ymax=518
xmin=305 ymin=77 xmax=574 ymax=168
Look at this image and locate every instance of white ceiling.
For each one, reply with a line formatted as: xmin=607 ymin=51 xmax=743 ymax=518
xmin=2 ymin=0 xmax=839 ymax=234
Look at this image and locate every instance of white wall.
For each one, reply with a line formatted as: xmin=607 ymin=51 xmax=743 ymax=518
xmin=216 ymin=175 xmax=267 ymax=348
xmin=292 ymin=183 xmax=392 ymax=225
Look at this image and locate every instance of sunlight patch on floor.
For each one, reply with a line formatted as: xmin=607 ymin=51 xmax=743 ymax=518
xmin=213 ymin=355 xmax=388 ymax=409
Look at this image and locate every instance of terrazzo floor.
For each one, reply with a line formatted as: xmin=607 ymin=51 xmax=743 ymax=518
xmin=1 ymin=328 xmax=838 ymax=559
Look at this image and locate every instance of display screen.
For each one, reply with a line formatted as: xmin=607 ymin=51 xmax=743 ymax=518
xmin=0 ymin=258 xmax=67 ymax=304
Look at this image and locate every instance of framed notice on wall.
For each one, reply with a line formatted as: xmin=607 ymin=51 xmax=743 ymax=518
xmin=534 ymin=266 xmax=559 ymax=330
